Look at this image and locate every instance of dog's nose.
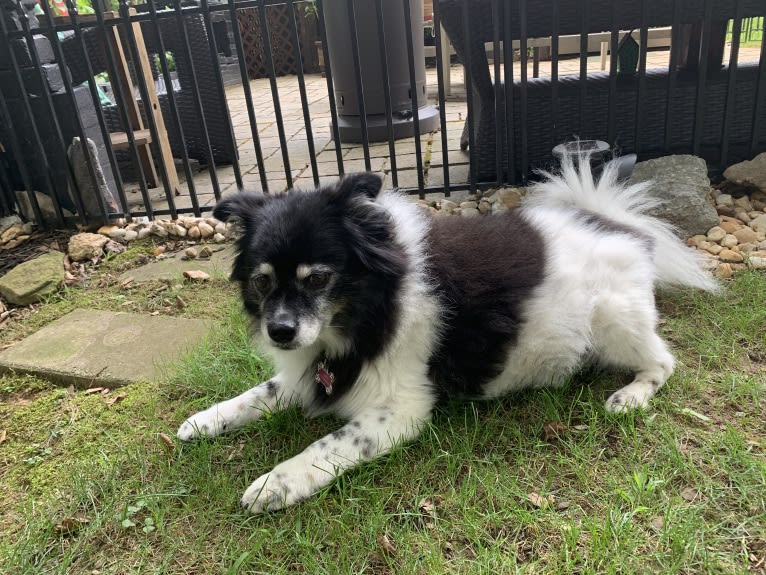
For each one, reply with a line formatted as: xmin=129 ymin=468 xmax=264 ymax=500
xmin=267 ymin=319 xmax=297 ymax=344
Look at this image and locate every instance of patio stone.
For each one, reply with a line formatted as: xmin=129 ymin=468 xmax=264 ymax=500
xmin=628 ymin=155 xmax=719 ymax=238
xmin=0 ymin=309 xmax=211 ymax=388
xmin=118 ymin=245 xmax=236 ymax=284
xmin=0 ymin=251 xmax=64 ymax=305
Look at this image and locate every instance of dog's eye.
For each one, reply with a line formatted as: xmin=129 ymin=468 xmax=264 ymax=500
xmin=252 ymin=274 xmax=271 ymax=292
xmin=306 ymin=272 xmax=330 ymax=289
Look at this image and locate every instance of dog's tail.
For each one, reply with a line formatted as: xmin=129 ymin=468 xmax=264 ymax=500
xmin=527 ymin=156 xmax=719 ymax=292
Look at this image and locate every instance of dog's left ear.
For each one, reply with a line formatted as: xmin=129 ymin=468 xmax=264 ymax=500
xmin=213 ymin=192 xmax=269 ymax=226
xmin=333 ymin=173 xmax=383 ymax=203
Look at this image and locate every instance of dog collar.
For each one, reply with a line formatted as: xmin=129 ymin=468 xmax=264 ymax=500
xmin=315 ymin=359 xmax=335 ymax=395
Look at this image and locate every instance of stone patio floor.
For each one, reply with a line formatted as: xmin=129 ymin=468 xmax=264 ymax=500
xmin=128 ymin=45 xmax=763 ymax=214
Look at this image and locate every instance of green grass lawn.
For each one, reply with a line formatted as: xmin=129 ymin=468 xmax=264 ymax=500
xmin=0 ymin=262 xmax=764 ymax=574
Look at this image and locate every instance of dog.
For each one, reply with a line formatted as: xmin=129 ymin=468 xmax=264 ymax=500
xmin=177 ymin=159 xmax=717 ymax=513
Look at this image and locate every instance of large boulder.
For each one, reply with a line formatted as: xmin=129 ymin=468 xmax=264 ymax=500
xmin=68 ymin=232 xmax=109 ymax=262
xmin=0 ymin=251 xmax=64 ymax=305
xmin=628 ymin=155 xmax=719 ymax=238
xmin=723 ymin=152 xmax=766 ymax=193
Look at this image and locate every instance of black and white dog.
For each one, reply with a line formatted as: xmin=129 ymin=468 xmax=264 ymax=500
xmin=178 ymin=160 xmax=717 ymax=513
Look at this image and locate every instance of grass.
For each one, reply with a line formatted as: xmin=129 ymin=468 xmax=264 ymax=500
xmin=0 ymin=261 xmax=764 ymax=574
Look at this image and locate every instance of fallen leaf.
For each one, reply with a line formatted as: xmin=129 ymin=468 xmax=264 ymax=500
xmin=680 ymin=487 xmax=701 ymax=503
xmin=175 ymin=295 xmax=187 ymax=309
xmin=0 ymin=429 xmax=6 ymax=444
xmin=542 ymin=421 xmax=568 ymax=441
xmin=651 ymin=516 xmax=664 ymax=530
xmin=183 ymin=270 xmax=210 ymax=281
xmin=120 ymin=277 xmax=134 ymax=288
xmin=158 ymin=433 xmax=175 ymax=451
xmin=418 ymin=495 xmax=444 ymax=517
xmin=572 ymin=424 xmax=589 ymax=431
xmin=54 ymin=516 xmax=89 ymax=535
xmin=150 ymin=311 xmax=160 ymax=316
xmin=377 ymin=534 xmax=396 ymax=557
xmin=84 ymin=387 xmax=104 ymax=395
xmin=679 ymin=407 xmax=712 ymax=423
xmin=527 ymin=492 xmax=555 ymax=509
xmin=106 ymin=393 xmax=127 ymax=406
xmin=152 ymin=246 xmax=166 ymax=256
xmin=556 ymin=500 xmax=571 ymax=511
xmin=101 ymin=388 xmax=110 ymax=394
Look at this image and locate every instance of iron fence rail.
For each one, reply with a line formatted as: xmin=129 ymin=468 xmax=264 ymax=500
xmin=1 ymin=0 xmax=765 ymax=227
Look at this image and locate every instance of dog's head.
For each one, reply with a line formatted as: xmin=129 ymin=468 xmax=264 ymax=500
xmin=214 ymin=173 xmax=406 ymax=353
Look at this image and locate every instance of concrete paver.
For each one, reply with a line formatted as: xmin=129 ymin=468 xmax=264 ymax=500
xmin=0 ymin=309 xmax=212 ymax=388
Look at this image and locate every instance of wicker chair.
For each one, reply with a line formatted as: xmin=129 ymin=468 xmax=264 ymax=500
xmin=62 ymin=11 xmax=237 ymax=167
xmin=435 ymin=0 xmax=766 ymax=181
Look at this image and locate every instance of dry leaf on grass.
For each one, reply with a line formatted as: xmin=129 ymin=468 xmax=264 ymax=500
xmin=542 ymin=421 xmax=568 ymax=441
xmin=54 ymin=516 xmax=89 ymax=535
xmin=0 ymin=429 xmax=6 ymax=444
xmin=105 ymin=393 xmax=127 ymax=406
xmin=680 ymin=487 xmax=702 ymax=503
xmin=527 ymin=492 xmax=555 ymax=509
xmin=84 ymin=387 xmax=104 ymax=395
xmin=377 ymin=534 xmax=397 ymax=557
xmin=158 ymin=433 xmax=175 ymax=451
xmin=651 ymin=516 xmax=665 ymax=530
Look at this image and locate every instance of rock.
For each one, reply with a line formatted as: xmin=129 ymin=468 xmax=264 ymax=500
xmin=187 ymin=226 xmax=201 ymax=240
xmin=723 ymin=152 xmax=766 ymax=192
xmin=716 ymin=205 xmax=737 ymax=217
xmin=460 ymin=201 xmax=478 ymax=210
xmin=734 ymin=209 xmax=751 ymax=223
xmin=498 ymin=188 xmax=523 ymax=209
xmin=749 ymin=256 xmax=766 ymax=270
xmin=719 ymin=249 xmax=744 ymax=263
xmin=733 ymin=196 xmax=753 ymax=211
xmin=184 ymin=247 xmax=198 ymax=259
xmin=716 ymin=193 xmax=734 ymax=207
xmin=137 ymin=227 xmax=152 ymax=240
xmin=478 ymin=201 xmax=491 ymax=214
xmin=205 ymin=218 xmax=220 ymax=228
xmin=628 ymin=155 xmax=719 ymax=237
xmin=15 ymin=190 xmax=74 ymax=224
xmin=97 ymin=225 xmax=118 ymax=237
xmin=706 ymin=243 xmax=723 ymax=255
xmin=460 ymin=207 xmax=480 ymax=218
xmin=491 ymin=201 xmax=509 ymax=215
xmin=151 ymin=223 xmax=168 ymax=238
xmin=213 ymin=232 xmax=226 ymax=243
xmin=68 ymin=232 xmax=109 ymax=261
xmin=215 ymin=222 xmax=226 ymax=235
xmin=198 ymin=246 xmax=214 ymax=258
xmin=721 ymin=234 xmax=738 ymax=248
xmin=104 ymin=240 xmax=125 ymax=255
xmin=108 ymin=227 xmax=126 ymax=241
xmin=687 ymin=234 xmax=708 ymax=247
xmin=197 ymin=222 xmax=215 ymax=239
xmin=174 ymin=224 xmax=187 ymax=238
xmin=183 ymin=270 xmax=210 ymax=281
xmin=750 ymin=214 xmax=766 ymax=233
xmin=1 ymin=225 xmax=23 ymax=243
xmin=706 ymin=226 xmax=727 ymax=242
xmin=715 ymin=263 xmax=733 ymax=278
xmin=733 ymin=227 xmax=758 ymax=244
xmin=21 ymin=222 xmax=34 ymax=235
xmin=440 ymin=199 xmax=458 ymax=212
xmin=738 ymin=242 xmax=756 ymax=254
xmin=0 ymin=251 xmax=64 ymax=305
xmin=0 ymin=214 xmax=22 ymax=236
xmin=124 ymin=230 xmax=138 ymax=242
xmin=759 ymin=240 xmax=766 ymax=250
xmin=719 ymin=220 xmax=741 ymax=234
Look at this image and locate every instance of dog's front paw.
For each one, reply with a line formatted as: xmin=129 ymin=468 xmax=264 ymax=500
xmin=605 ymin=381 xmax=654 ymax=413
xmin=177 ymin=408 xmax=228 ymax=440
xmin=241 ymin=461 xmax=321 ymax=514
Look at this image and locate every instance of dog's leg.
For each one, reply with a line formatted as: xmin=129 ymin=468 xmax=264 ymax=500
xmin=177 ymin=376 xmax=296 ymax=440
xmin=240 ymin=405 xmax=430 ymax=513
xmin=592 ymin=296 xmax=675 ymax=413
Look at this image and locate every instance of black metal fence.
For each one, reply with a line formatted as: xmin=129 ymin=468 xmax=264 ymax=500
xmin=1 ymin=0 xmax=765 ymax=228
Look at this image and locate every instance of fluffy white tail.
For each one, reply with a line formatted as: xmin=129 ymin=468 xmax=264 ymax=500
xmin=527 ymin=157 xmax=719 ymax=292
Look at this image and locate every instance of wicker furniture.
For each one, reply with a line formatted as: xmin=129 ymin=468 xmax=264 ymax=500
xmin=435 ymin=0 xmax=766 ymax=180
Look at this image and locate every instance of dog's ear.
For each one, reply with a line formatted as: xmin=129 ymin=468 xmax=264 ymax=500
xmin=333 ymin=173 xmax=383 ymax=203
xmin=213 ymin=192 xmax=268 ymax=224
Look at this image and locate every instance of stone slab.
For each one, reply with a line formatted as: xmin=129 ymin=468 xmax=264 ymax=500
xmin=0 ymin=309 xmax=211 ymax=388
xmin=119 ymin=244 xmax=237 ymax=284
xmin=0 ymin=251 xmax=64 ymax=305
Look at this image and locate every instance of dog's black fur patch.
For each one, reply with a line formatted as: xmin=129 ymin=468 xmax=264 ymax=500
xmin=426 ymin=213 xmax=546 ymax=398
